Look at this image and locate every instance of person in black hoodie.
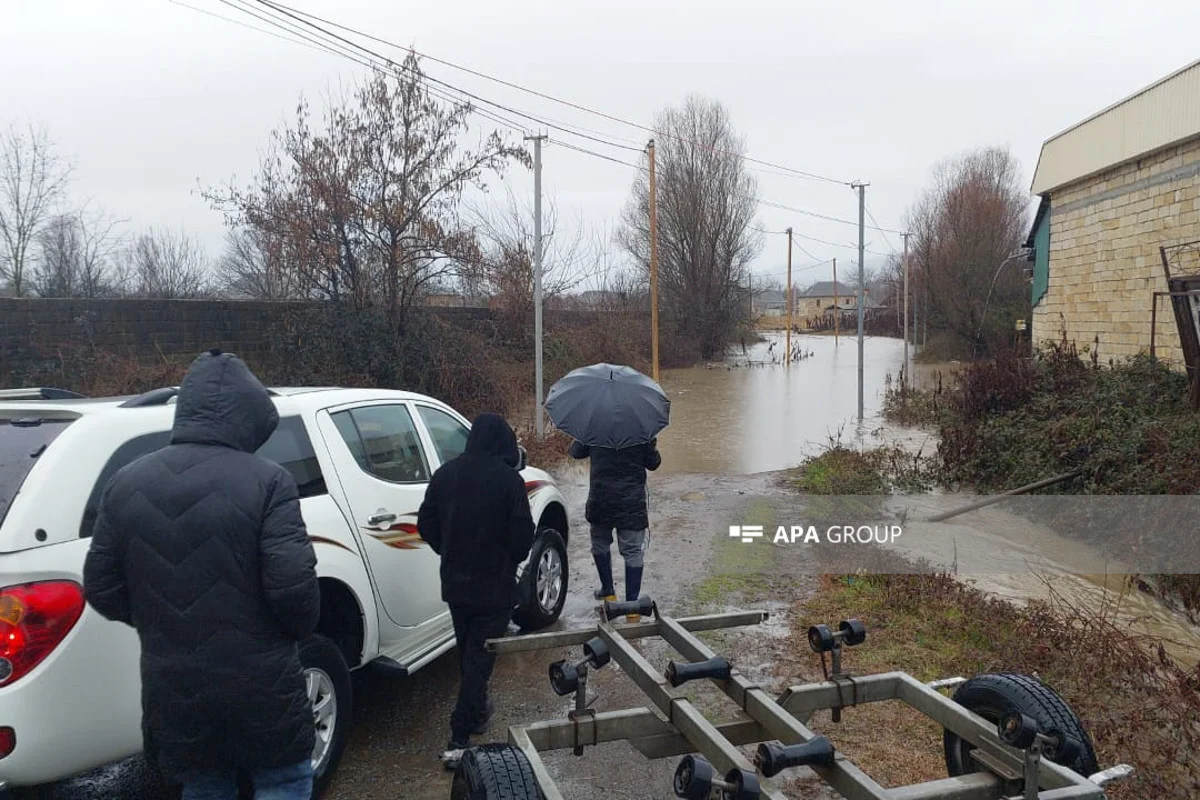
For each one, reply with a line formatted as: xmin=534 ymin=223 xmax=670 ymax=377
xmin=418 ymin=413 xmax=535 ymax=770
xmin=83 ymin=350 xmax=319 ymax=800
xmin=569 ymin=438 xmax=661 ymax=621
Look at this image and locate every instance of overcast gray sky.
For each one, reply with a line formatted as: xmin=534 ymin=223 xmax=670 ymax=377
xmin=4 ymin=0 xmax=1200 ymax=290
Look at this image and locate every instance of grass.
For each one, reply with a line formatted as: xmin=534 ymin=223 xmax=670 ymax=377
xmin=688 ymin=498 xmax=777 ymax=610
xmin=787 ymin=441 xmax=936 ymax=496
xmin=781 ymin=573 xmax=1200 ymax=799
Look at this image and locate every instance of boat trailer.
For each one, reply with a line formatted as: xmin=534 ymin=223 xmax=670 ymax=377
xmin=458 ymin=599 xmax=1133 ymax=800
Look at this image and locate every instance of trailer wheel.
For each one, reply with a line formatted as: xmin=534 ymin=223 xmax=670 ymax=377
xmin=450 ymin=744 xmax=541 ymax=800
xmin=943 ymin=673 xmax=1098 ymax=779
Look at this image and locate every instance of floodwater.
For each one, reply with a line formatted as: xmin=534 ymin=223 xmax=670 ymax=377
xmin=656 ymin=332 xmax=908 ymax=474
xmin=654 ymin=331 xmax=1200 ymax=666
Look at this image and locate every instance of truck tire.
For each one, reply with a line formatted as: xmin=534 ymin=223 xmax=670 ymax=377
xmin=450 ymin=744 xmax=540 ymax=800
xmin=299 ymin=635 xmax=353 ymax=798
xmin=943 ymin=672 xmax=1098 ymax=779
xmin=513 ymin=529 xmax=568 ymax=631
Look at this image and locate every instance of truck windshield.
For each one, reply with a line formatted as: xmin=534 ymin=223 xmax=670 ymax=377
xmin=0 ymin=418 xmax=73 ymax=528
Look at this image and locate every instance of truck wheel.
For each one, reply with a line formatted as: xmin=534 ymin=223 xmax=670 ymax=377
xmin=299 ymin=635 xmax=353 ymax=798
xmin=943 ymin=672 xmax=1098 ymax=779
xmin=449 ymin=744 xmax=540 ymax=800
xmin=513 ymin=529 xmax=568 ymax=631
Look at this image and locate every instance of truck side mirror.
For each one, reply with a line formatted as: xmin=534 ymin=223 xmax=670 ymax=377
xmin=517 ymin=444 xmax=528 ymax=471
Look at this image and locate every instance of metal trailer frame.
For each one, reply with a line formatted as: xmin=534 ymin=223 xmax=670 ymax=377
xmin=486 ymin=607 xmax=1130 ymax=800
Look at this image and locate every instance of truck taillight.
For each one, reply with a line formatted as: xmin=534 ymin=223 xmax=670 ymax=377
xmin=0 ymin=581 xmax=84 ymax=686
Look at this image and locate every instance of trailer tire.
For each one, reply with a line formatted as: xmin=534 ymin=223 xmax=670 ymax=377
xmin=943 ymin=672 xmax=1098 ymax=779
xmin=450 ymin=744 xmax=541 ymax=800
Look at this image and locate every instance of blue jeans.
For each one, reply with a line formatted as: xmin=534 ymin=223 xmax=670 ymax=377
xmin=181 ymin=760 xmax=313 ymax=800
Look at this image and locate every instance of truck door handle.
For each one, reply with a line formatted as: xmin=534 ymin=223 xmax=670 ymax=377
xmin=367 ymin=511 xmax=397 ymax=526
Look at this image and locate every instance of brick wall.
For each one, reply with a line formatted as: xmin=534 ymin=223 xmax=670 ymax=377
xmin=1033 ymin=137 xmax=1200 ymax=365
xmin=0 ymin=298 xmax=583 ymax=384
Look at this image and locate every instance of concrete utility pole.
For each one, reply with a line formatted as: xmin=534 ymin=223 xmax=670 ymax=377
xmin=527 ymin=134 xmax=548 ymax=438
xmin=648 ymin=138 xmax=660 ymax=382
xmin=832 ymin=258 xmax=839 ymax=344
xmin=785 ymin=227 xmax=794 ymax=365
xmin=853 ymin=182 xmax=868 ymax=423
xmin=902 ymin=231 xmax=911 ymax=390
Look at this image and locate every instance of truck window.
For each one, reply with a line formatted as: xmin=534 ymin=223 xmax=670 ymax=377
xmin=331 ymin=405 xmax=429 ymax=484
xmin=0 ymin=418 xmax=74 ymax=529
xmin=417 ymin=405 xmax=469 ymax=464
xmin=79 ymin=417 xmax=326 ymax=538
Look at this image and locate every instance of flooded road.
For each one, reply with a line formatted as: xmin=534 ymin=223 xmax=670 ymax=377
xmin=655 ymin=332 xmax=1200 ymax=666
xmin=656 ymin=333 xmax=907 ymax=474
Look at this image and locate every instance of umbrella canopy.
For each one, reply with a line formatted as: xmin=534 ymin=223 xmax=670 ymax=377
xmin=544 ymin=363 xmax=670 ymax=449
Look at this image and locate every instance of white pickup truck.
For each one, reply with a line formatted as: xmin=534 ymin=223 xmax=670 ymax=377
xmin=0 ymin=386 xmax=570 ymax=796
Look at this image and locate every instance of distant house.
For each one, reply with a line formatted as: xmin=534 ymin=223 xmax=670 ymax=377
xmin=753 ymin=288 xmax=788 ymax=316
xmin=795 ymin=281 xmax=855 ymax=317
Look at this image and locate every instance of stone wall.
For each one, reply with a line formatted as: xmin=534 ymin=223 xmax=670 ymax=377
xmin=1033 ymin=136 xmax=1200 ymax=365
xmin=0 ymin=298 xmax=578 ymax=384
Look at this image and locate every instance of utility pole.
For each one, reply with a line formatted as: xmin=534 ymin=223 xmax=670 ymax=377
xmin=852 ymin=182 xmax=868 ymax=423
xmin=902 ymin=231 xmax=911 ymax=390
xmin=648 ymin=138 xmax=660 ymax=382
xmin=527 ymin=133 xmax=548 ymax=438
xmin=833 ymin=258 xmax=839 ymax=344
xmin=785 ymin=227 xmax=793 ymax=365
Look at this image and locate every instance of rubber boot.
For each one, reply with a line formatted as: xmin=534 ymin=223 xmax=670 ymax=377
xmin=592 ymin=553 xmax=616 ymax=602
xmin=624 ymin=565 xmax=644 ymax=623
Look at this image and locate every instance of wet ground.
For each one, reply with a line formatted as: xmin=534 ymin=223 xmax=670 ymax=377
xmin=327 ymin=469 xmax=810 ymax=800
xmin=20 ymin=333 xmax=1200 ymax=799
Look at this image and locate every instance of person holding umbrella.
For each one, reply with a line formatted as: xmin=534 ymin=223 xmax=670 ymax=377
xmin=545 ymin=364 xmax=670 ymax=622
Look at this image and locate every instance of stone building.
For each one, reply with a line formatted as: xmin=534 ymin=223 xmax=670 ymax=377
xmin=1028 ymin=59 xmax=1200 ymax=365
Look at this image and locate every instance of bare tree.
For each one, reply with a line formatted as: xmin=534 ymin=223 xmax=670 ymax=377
xmin=205 ymin=53 xmax=526 ymax=328
xmin=0 ymin=123 xmax=73 ymax=296
xmin=466 ymin=188 xmax=594 ymax=310
xmin=905 ymin=147 xmax=1029 ymax=356
xmin=32 ymin=208 xmax=124 ymax=298
xmin=127 ymin=227 xmax=209 ymax=299
xmin=618 ymin=95 xmax=762 ymax=359
xmin=216 ymin=227 xmax=298 ymax=300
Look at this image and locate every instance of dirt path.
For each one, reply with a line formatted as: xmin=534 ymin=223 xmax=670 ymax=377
xmin=327 ymin=469 xmax=812 ymax=800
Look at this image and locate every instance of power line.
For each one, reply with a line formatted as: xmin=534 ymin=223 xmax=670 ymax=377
xmin=178 ymin=1 xmax=908 ymax=250
xmin=249 ymin=0 xmax=854 ymax=186
xmin=231 ymin=0 xmax=642 ymax=152
xmin=864 ymin=200 xmax=899 ymax=253
xmin=790 ymin=236 xmax=821 ymax=263
xmin=550 ymin=144 xmax=878 ymax=259
xmin=168 ymin=0 xmax=334 ymax=55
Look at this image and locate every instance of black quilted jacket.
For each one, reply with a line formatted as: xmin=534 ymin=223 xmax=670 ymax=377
xmin=83 ymin=351 xmax=320 ymax=781
xmin=568 ymin=440 xmax=661 ymax=531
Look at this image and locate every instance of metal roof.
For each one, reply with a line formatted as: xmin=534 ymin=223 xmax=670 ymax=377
xmin=1031 ymin=59 xmax=1200 ymax=195
xmin=799 ymin=281 xmax=853 ymax=298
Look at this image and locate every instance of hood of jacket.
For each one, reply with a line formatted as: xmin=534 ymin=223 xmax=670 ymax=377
xmin=465 ymin=412 xmax=520 ymax=467
xmin=170 ymin=350 xmax=279 ymax=453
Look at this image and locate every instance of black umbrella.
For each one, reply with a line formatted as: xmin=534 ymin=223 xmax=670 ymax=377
xmin=544 ymin=363 xmax=670 ymax=449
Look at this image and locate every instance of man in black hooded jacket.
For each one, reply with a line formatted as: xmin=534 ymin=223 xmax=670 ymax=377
xmin=418 ymin=412 xmax=535 ymax=769
xmin=83 ymin=351 xmax=320 ymax=800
